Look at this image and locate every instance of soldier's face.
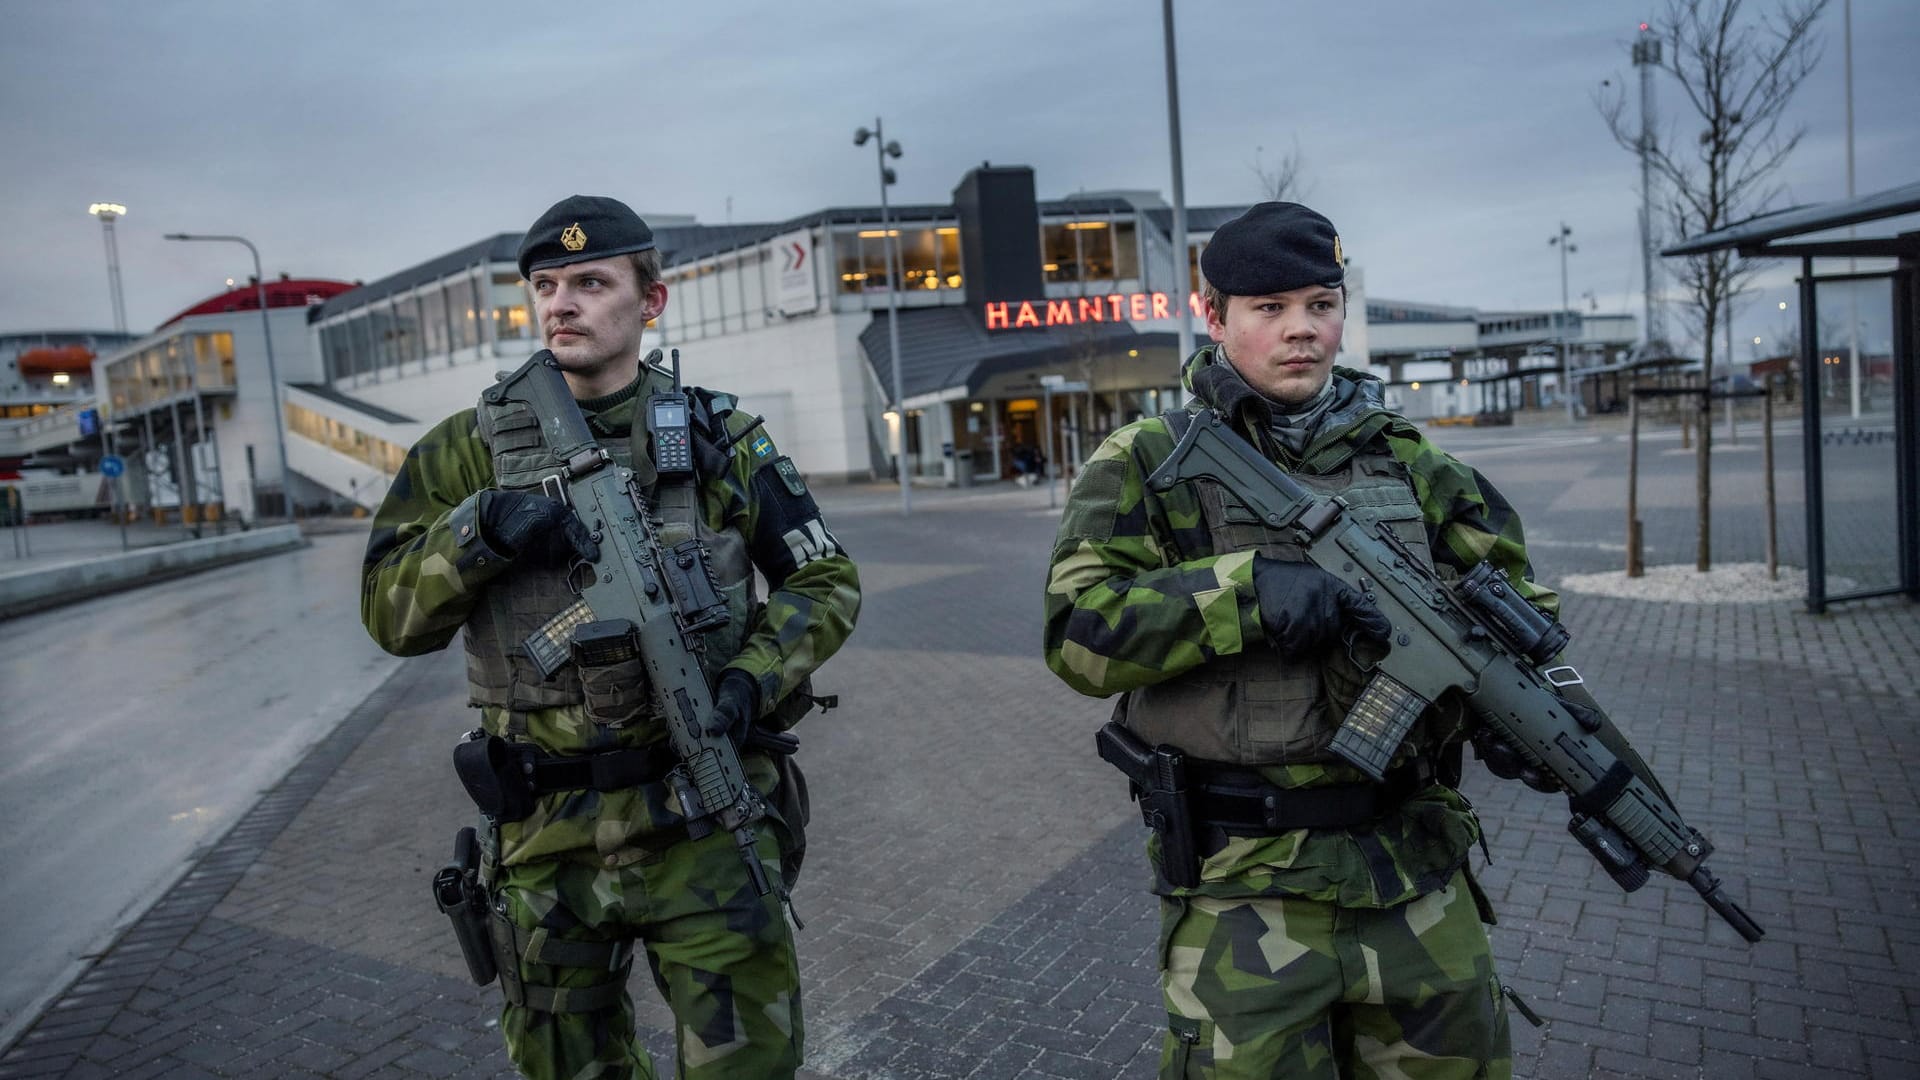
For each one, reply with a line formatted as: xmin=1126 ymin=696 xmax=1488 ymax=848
xmin=530 ymin=257 xmax=668 ymax=377
xmin=1207 ymin=286 xmax=1344 ymax=406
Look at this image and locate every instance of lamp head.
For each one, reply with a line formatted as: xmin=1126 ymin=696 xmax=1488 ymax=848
xmin=164 ymin=233 xmax=191 ymax=241
xmin=884 ymin=140 xmax=902 ymax=159
xmin=89 ymin=203 xmax=126 ymax=218
xmin=854 ymin=127 xmax=872 ymax=146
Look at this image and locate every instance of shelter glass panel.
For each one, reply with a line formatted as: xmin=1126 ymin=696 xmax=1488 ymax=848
xmin=1812 ymin=276 xmax=1901 ymax=597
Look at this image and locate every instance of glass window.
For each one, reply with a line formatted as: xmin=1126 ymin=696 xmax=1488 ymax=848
xmin=351 ymin=313 xmax=369 ymax=376
xmin=1042 ymin=220 xmax=1116 ymax=284
xmin=897 ymin=228 xmax=939 ymax=292
xmin=836 ymin=232 xmax=869 ymax=294
xmin=393 ymin=297 xmax=423 ymax=366
xmin=421 ymin=287 xmax=449 ymax=357
xmin=447 ymin=274 xmax=480 ymax=351
xmin=369 ymin=306 xmax=394 ymax=372
xmin=742 ymin=251 xmax=767 ymax=318
xmin=1112 ymin=221 xmax=1140 ymax=280
xmin=700 ymin=266 xmax=723 ymax=332
xmin=493 ymin=276 xmax=531 ymax=341
xmin=938 ymin=227 xmax=962 ymax=290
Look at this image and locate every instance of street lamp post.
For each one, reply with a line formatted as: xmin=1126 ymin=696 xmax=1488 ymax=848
xmin=1161 ymin=0 xmax=1195 ymax=377
xmin=1549 ymin=223 xmax=1577 ymax=420
xmin=88 ymin=204 xmax=131 ymax=334
xmin=853 ymin=119 xmax=911 ymax=516
xmin=164 ymin=232 xmax=294 ymax=523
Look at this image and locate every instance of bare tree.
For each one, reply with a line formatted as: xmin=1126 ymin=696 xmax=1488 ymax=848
xmin=1597 ymin=0 xmax=1828 ymax=382
xmin=1249 ymin=138 xmax=1313 ymax=203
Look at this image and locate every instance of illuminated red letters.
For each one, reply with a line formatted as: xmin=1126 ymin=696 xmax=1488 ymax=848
xmin=981 ymin=292 xmax=1203 ymax=330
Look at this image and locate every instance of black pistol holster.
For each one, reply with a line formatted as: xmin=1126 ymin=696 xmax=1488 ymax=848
xmin=432 ymin=826 xmax=498 ymax=986
xmin=1096 ymin=721 xmax=1202 ymax=889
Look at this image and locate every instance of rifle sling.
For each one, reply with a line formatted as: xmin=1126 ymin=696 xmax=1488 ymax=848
xmin=1567 ymin=760 xmax=1637 ymax=819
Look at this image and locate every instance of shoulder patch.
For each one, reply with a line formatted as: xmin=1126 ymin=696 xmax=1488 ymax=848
xmin=750 ymin=435 xmax=774 ymax=459
xmin=771 ymin=456 xmax=807 ymax=496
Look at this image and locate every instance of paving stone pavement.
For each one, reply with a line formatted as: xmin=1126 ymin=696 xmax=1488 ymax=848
xmin=2 ymin=424 xmax=1916 ymax=1079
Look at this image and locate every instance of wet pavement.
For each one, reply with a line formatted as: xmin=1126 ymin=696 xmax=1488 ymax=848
xmin=1 ymin=417 xmax=1915 ymax=1078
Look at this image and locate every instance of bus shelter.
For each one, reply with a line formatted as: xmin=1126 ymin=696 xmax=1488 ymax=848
xmin=1665 ymin=181 xmax=1920 ymax=612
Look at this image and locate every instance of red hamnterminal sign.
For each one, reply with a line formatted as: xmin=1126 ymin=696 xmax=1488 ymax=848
xmin=984 ymin=291 xmax=1205 ymax=330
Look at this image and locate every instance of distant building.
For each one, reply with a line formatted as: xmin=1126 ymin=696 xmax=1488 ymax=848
xmin=1366 ymin=298 xmax=1638 ymax=418
xmin=297 ymin=166 xmax=1315 ymax=506
xmin=91 ymin=276 xmax=355 ymax=521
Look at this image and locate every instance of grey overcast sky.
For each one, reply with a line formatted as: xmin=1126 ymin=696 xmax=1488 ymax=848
xmin=3 ymin=0 xmax=1915 ymax=348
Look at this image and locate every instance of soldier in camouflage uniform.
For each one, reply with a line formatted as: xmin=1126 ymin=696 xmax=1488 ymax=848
xmin=1044 ymin=203 xmax=1555 ymax=1079
xmin=362 ymin=195 xmax=860 ymax=1080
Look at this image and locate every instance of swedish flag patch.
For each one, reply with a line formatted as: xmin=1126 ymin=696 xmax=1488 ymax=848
xmin=751 ymin=435 xmax=774 ymax=458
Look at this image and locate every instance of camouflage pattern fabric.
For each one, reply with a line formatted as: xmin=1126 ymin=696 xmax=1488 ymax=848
xmin=497 ymin=825 xmax=801 ymax=1080
xmin=1045 ymin=348 xmax=1540 ymax=1076
xmin=362 ymin=373 xmax=859 ymax=861
xmin=1045 ymin=346 xmax=1555 ymax=906
xmin=1157 ymin=869 xmax=1510 ymax=1079
xmin=361 ymin=369 xmax=855 ymax=1079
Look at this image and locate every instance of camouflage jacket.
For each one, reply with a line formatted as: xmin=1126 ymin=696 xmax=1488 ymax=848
xmin=1045 ymin=346 xmax=1557 ymax=907
xmin=362 ymin=368 xmax=860 ymax=866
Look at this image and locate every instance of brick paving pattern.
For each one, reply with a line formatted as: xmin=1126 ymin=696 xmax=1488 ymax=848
xmin=3 ymin=421 xmax=1915 ymax=1078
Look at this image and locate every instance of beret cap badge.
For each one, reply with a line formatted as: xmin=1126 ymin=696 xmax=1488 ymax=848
xmin=517 ymin=195 xmax=655 ymax=278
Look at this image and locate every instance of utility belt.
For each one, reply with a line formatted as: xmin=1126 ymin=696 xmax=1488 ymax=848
xmin=1190 ymin=756 xmax=1436 ymax=835
xmin=1097 ymin=720 xmax=1440 ymax=889
xmin=452 ymin=728 xmax=801 ymax=824
xmin=452 ymin=731 xmax=679 ymax=823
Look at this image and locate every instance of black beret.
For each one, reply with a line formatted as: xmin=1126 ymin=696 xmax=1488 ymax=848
xmin=1200 ymin=201 xmax=1345 ymax=297
xmin=517 ymin=195 xmax=655 ymax=279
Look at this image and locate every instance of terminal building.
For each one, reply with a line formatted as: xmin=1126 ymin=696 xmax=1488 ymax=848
xmin=90 ymin=277 xmax=354 ymax=522
xmin=4 ymin=164 xmax=1647 ymax=520
xmin=301 ymin=165 xmax=1298 ymax=504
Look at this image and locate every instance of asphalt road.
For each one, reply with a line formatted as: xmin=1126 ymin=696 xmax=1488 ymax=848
xmin=0 ymin=531 xmax=401 ymax=1045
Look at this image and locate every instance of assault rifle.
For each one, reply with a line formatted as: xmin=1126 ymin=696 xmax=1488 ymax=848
xmin=482 ymin=349 xmax=773 ymax=896
xmin=1145 ymin=409 xmax=1763 ymax=942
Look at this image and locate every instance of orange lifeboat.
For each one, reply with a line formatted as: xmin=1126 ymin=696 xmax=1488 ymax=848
xmin=16 ymin=345 xmax=94 ymax=376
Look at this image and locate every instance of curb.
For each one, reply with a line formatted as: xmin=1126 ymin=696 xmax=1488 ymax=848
xmin=0 ymin=525 xmax=308 ymax=620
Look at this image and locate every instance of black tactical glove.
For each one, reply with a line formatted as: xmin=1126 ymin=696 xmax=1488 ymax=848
xmin=1473 ymin=727 xmax=1562 ymax=793
xmin=1251 ymin=555 xmax=1392 ymax=656
xmin=477 ymin=490 xmax=599 ymax=566
xmin=705 ymin=669 xmax=760 ymax=743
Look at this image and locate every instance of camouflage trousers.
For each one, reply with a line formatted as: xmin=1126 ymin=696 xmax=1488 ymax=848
xmin=493 ymin=826 xmax=801 ymax=1080
xmin=1158 ymin=869 xmax=1509 ymax=1079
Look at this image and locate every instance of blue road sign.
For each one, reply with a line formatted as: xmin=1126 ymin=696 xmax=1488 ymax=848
xmin=100 ymin=455 xmax=125 ymax=478
xmin=78 ymin=408 xmax=100 ymax=438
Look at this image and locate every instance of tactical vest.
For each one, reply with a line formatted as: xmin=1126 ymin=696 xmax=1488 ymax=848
xmin=462 ymin=390 xmax=757 ymax=731
xmin=1118 ymin=415 xmax=1439 ymax=767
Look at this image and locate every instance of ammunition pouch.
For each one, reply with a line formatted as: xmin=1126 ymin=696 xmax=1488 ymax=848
xmin=487 ymin=903 xmax=633 ymax=1014
xmin=453 ymin=731 xmax=677 ymax=822
xmin=1189 ymin=756 xmax=1437 ymax=854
